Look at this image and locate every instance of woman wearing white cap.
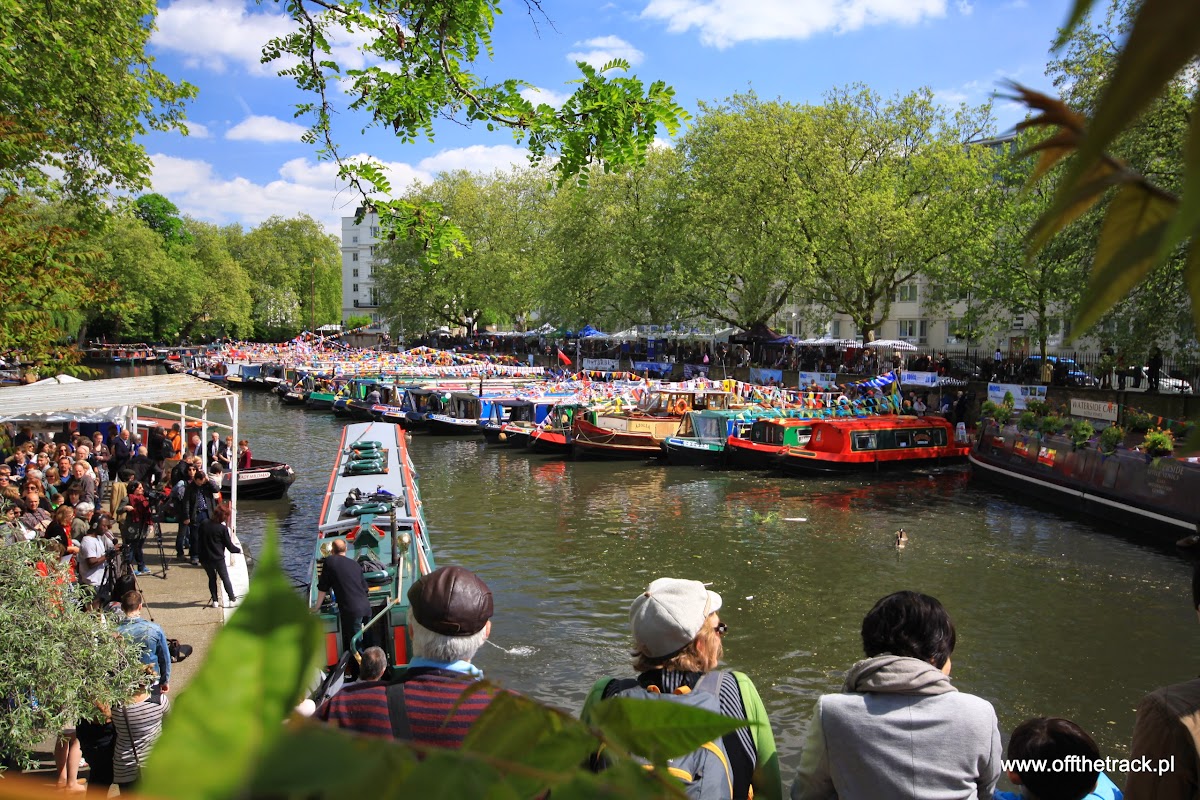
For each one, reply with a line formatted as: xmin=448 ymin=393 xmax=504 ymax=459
xmin=582 ymin=577 xmax=782 ymax=800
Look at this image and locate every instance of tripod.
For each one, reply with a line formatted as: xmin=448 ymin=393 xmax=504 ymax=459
xmin=124 ymin=518 xmax=169 ymax=580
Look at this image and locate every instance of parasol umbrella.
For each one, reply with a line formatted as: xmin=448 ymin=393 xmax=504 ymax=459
xmin=864 ymin=339 xmax=917 ymax=351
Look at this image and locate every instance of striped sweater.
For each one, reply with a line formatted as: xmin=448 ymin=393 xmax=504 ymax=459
xmin=112 ymin=695 xmax=169 ymax=784
xmin=316 ymin=669 xmax=500 ymax=747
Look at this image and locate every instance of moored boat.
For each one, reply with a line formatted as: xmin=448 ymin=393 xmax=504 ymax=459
xmin=219 ymin=457 xmax=297 ymax=500
xmin=776 ymin=416 xmax=969 ymax=475
xmin=528 ymin=403 xmax=579 ymax=455
xmin=725 ymin=418 xmax=815 ymax=471
xmin=662 ymin=410 xmax=753 ymax=468
xmin=969 ymin=420 xmax=1200 ymax=538
xmin=309 ymin=421 xmax=435 ymax=692
xmin=426 ymin=392 xmax=484 ymax=435
xmin=571 ymin=389 xmax=736 ymax=460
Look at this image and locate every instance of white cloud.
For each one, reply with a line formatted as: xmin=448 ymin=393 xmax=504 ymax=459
xmin=640 ymin=0 xmax=947 ymax=48
xmin=956 ymin=0 xmax=973 ymax=15
xmin=416 ymin=145 xmax=530 ymax=176
xmin=521 ymin=86 xmax=571 ymax=108
xmin=226 ymin=115 xmax=308 ymax=143
xmin=153 ymin=0 xmax=376 ymax=76
xmin=181 ymin=121 xmax=211 ymax=139
xmin=149 ymin=144 xmax=530 ymax=234
xmin=933 ymin=79 xmax=984 ymax=107
xmin=566 ymin=35 xmax=645 ymax=69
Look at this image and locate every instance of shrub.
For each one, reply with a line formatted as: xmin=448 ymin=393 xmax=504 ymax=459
xmin=1003 ymin=391 xmax=1016 ymax=407
xmin=1099 ymin=424 xmax=1124 ymax=454
xmin=1018 ymin=410 xmax=1038 ymax=432
xmin=1126 ymin=410 xmax=1153 ymax=432
xmin=1142 ymin=426 xmax=1175 ymax=457
xmin=1026 ymin=399 xmax=1051 ymax=417
xmin=1039 ymin=415 xmax=1066 ymax=437
xmin=1070 ymin=419 xmax=1095 ymax=448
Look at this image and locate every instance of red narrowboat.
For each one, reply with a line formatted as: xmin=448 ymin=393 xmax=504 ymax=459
xmin=725 ymin=418 xmax=815 ymax=471
xmin=775 ymin=416 xmax=969 ymax=475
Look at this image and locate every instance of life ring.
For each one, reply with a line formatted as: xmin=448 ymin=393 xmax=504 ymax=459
xmin=672 ymin=399 xmax=690 ymax=415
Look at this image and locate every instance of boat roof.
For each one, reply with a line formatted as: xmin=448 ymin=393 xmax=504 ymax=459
xmin=320 ymin=421 xmax=419 ymax=530
xmin=811 ymin=416 xmax=952 ymax=431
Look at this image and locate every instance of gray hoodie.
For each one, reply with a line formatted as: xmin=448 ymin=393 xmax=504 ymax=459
xmin=791 ymin=655 xmax=1001 ymax=800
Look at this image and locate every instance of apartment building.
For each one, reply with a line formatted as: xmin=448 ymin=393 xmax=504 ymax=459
xmin=340 ymin=208 xmax=385 ymax=331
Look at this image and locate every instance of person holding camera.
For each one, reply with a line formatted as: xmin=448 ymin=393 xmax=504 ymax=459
xmin=79 ymin=509 xmax=116 ymax=607
xmin=181 ymin=469 xmax=217 ymax=566
xmin=120 ymin=481 xmax=154 ymax=575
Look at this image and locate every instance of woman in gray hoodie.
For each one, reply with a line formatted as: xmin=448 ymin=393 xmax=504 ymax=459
xmin=792 ymin=590 xmax=1002 ymax=800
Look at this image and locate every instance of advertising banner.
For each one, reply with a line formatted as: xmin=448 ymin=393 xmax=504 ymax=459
xmin=900 ymin=370 xmax=940 ymax=387
xmin=682 ymin=364 xmax=710 ymax=379
xmin=988 ymin=382 xmax=1047 ymax=410
xmin=749 ymin=368 xmax=783 ymax=384
xmin=633 ymin=361 xmax=673 ymax=375
xmin=797 ymin=372 xmax=838 ymax=387
xmin=581 ymin=358 xmax=620 ymax=371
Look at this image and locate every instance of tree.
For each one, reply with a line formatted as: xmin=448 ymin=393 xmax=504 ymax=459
xmin=93 ymin=213 xmax=183 ymax=342
xmin=262 ymin=0 xmax=687 ymax=257
xmin=225 ymin=216 xmax=342 ymax=339
xmin=675 ymin=95 xmax=814 ymax=331
xmin=0 ymin=541 xmax=145 ymax=769
xmin=1010 ymin=0 xmax=1199 ymax=344
xmin=968 ymin=132 xmax=1090 ymax=362
xmin=134 ymin=194 xmax=193 ymax=249
xmin=541 ymin=147 xmax=692 ymax=329
xmin=175 ymin=220 xmax=254 ymax=341
xmin=377 ymin=168 xmax=551 ymax=334
xmin=0 ymin=0 xmax=195 ymax=202
xmin=792 ymin=86 xmax=997 ymax=343
xmin=0 ymin=196 xmax=114 ymax=372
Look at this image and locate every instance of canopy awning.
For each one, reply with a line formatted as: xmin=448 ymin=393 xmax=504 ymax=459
xmin=0 ymin=373 xmax=234 ymax=421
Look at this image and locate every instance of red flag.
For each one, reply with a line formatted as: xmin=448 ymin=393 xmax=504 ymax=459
xmin=557 ymin=348 xmax=573 ymax=367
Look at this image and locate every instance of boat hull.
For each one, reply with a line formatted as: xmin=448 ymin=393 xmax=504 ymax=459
xmin=724 ymin=439 xmax=783 ymax=471
xmin=970 ymin=423 xmax=1200 ymax=539
xmin=529 ymin=429 xmax=570 ymax=455
xmin=425 ymin=414 xmax=482 ymax=436
xmin=571 ymin=416 xmax=678 ymax=460
xmin=220 ymin=460 xmax=296 ymax=500
xmin=662 ymin=438 xmax=726 ymax=467
xmin=776 ymin=449 xmax=968 ymax=475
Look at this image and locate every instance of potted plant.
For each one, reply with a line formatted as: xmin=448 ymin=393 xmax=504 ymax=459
xmin=1099 ymin=424 xmax=1124 ymax=455
xmin=1126 ymin=410 xmax=1153 ymax=432
xmin=1070 ymin=419 xmax=1095 ymax=449
xmin=1142 ymin=427 xmax=1175 ymax=459
xmin=1039 ymin=414 xmax=1065 ymax=438
xmin=1018 ymin=410 xmax=1038 ymax=433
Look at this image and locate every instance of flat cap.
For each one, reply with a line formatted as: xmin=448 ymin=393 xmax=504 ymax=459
xmin=408 ymin=565 xmax=493 ymax=637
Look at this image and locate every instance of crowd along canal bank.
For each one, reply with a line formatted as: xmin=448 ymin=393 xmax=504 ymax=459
xmin=23 ymin=363 xmax=1192 ymax=785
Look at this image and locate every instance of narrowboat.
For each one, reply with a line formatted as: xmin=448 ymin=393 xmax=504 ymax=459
xmin=969 ymin=420 xmax=1200 ymax=539
xmin=528 ymin=404 xmax=579 ymax=455
xmin=426 ymin=392 xmax=483 ymax=435
xmin=725 ymin=418 xmax=814 ymax=471
xmin=662 ymin=410 xmax=754 ymax=468
xmin=775 ymin=416 xmax=969 ymax=475
xmin=219 ymin=458 xmax=297 ymax=500
xmin=572 ymin=389 xmax=737 ymax=460
xmin=309 ymin=421 xmax=435 ymax=697
xmin=306 ymin=383 xmax=340 ymax=411
xmin=480 ymin=398 xmax=525 ymax=445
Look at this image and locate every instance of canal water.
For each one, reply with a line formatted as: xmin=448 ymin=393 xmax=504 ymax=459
xmin=129 ymin=374 xmax=1196 ymax=774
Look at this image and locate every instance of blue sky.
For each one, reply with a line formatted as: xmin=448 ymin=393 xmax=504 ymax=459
xmin=144 ymin=0 xmax=1074 ymax=234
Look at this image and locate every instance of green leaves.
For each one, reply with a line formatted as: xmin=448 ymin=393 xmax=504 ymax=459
xmin=586 ymin=697 xmax=746 ymax=766
xmin=139 ymin=526 xmax=322 ymax=800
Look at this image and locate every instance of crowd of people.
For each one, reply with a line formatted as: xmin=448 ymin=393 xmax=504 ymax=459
xmin=308 ymin=560 xmax=1200 ymax=800
xmin=0 ymin=422 xmax=251 ymax=791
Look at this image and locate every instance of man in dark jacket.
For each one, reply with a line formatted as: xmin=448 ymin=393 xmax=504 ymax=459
xmin=181 ymin=469 xmax=217 ymax=565
xmin=126 ymin=445 xmax=159 ymax=489
xmin=313 ymin=537 xmax=372 ymax=678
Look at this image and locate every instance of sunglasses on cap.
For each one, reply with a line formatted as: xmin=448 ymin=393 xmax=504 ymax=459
xmin=715 ymin=622 xmax=728 ymax=637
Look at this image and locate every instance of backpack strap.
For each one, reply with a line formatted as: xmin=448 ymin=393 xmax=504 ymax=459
xmin=382 ymin=667 xmax=462 ymax=739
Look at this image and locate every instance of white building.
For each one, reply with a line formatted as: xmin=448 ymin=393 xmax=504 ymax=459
xmin=340 ymin=208 xmax=385 ymax=331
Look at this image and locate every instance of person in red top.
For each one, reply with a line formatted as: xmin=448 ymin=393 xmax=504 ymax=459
xmin=315 ymin=565 xmax=502 ymax=746
xmin=236 ymin=440 xmax=252 ymax=470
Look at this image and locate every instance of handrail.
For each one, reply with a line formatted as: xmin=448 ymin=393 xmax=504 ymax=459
xmin=350 ymin=596 xmax=402 ymax=651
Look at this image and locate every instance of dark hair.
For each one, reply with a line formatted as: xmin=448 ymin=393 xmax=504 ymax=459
xmin=861 ymin=590 xmax=956 ymax=668
xmin=1007 ymin=717 xmax=1100 ymax=800
xmin=120 ymin=590 xmax=144 ymax=613
xmin=118 ymin=469 xmax=134 ymax=482
xmin=212 ymin=503 xmax=230 ymax=525
xmin=359 ymin=646 xmax=388 ymax=681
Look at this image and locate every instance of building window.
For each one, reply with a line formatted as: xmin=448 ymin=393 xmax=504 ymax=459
xmin=352 ymin=252 xmax=359 ymax=262
xmin=898 ymin=320 xmax=928 ymax=344
xmin=831 ymin=320 xmax=841 ymax=337
xmin=352 ymin=268 xmax=359 ymax=277
xmin=1013 ymin=315 xmax=1025 ymax=330
xmin=352 ymin=283 xmax=359 ymax=293
xmin=369 ymin=287 xmax=381 ymax=306
xmin=369 ymin=245 xmax=376 ymax=256
xmin=896 ymin=284 xmax=918 ymax=303
xmin=370 ymin=226 xmax=379 ymax=238
xmin=352 ymin=235 xmax=358 ymax=243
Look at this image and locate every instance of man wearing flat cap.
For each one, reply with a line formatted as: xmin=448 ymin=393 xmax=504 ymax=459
xmin=316 ymin=565 xmax=504 ymax=747
xmin=581 ymin=577 xmax=782 ymax=800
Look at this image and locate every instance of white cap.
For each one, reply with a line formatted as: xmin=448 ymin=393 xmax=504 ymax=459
xmin=630 ymin=577 xmax=722 ymax=659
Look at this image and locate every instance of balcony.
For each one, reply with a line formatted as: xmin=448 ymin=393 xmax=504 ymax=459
xmin=353 ymin=299 xmax=379 ymax=308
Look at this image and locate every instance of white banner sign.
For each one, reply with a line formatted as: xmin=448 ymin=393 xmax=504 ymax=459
xmin=988 ymin=382 xmax=1047 ymax=411
xmin=581 ymin=358 xmax=620 ymax=371
xmin=1070 ymin=398 xmax=1118 ymax=422
xmin=900 ymin=370 xmax=940 ymax=387
xmin=797 ymin=372 xmax=838 ymax=386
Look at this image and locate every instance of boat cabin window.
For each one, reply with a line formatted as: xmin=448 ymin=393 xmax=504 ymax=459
xmin=852 ymin=432 xmax=878 ymax=450
xmin=852 ymin=427 xmax=946 ymax=451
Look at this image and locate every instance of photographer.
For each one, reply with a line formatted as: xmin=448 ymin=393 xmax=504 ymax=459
xmin=181 ymin=468 xmax=216 ymax=566
xmin=79 ymin=510 xmax=116 ymax=607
